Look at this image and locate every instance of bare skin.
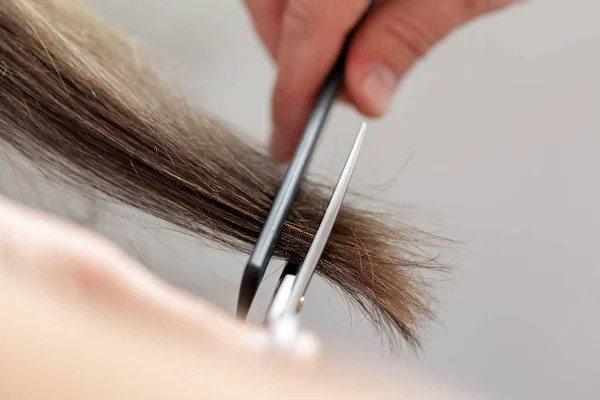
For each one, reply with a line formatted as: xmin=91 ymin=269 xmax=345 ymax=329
xmin=0 ymin=195 xmax=487 ymax=399
xmin=243 ymin=0 xmax=522 ymax=162
xmin=0 ymin=195 xmax=318 ymax=358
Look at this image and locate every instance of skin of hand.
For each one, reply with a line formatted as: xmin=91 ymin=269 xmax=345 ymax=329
xmin=0 ymin=196 xmax=487 ymax=399
xmin=243 ymin=0 xmax=523 ymax=162
xmin=0 ymin=195 xmax=320 ymax=360
xmin=0 ymin=195 xmax=491 ymax=399
xmin=0 ymin=266 xmax=486 ymax=400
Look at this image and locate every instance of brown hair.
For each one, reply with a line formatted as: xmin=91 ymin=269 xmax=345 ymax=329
xmin=0 ymin=0 xmax=449 ymax=348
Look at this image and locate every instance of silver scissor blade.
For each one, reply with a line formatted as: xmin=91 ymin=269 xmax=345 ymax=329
xmin=282 ymin=122 xmax=367 ymax=316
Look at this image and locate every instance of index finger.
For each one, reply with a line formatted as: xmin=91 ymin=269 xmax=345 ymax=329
xmin=0 ymin=196 xmax=264 ymax=352
xmin=269 ymin=0 xmax=370 ymax=162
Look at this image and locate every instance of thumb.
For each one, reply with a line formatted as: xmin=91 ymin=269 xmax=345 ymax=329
xmin=345 ymin=0 xmax=519 ymax=116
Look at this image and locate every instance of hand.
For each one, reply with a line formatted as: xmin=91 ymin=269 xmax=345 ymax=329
xmin=0 ymin=195 xmax=320 ymax=359
xmin=245 ymin=0 xmax=519 ymax=162
xmin=0 ymin=195 xmax=487 ymax=399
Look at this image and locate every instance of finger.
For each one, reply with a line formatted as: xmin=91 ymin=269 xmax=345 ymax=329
xmin=345 ymin=0 xmax=518 ymax=116
xmin=244 ymin=0 xmax=287 ymax=58
xmin=0 ymin=197 xmax=322 ymax=361
xmin=92 ymin=260 xmax=323 ymax=362
xmin=269 ymin=0 xmax=371 ymax=162
xmin=0 ymin=197 xmax=267 ymax=353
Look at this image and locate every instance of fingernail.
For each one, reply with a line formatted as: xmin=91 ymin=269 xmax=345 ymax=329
xmin=362 ymin=64 xmax=398 ymax=114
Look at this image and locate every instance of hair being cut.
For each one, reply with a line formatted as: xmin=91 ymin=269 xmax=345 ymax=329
xmin=0 ymin=0 xmax=449 ymax=348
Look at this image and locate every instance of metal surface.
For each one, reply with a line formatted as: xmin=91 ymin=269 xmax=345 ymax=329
xmin=236 ymin=64 xmax=343 ymax=319
xmin=236 ymin=1 xmax=376 ymax=320
xmin=266 ymin=123 xmax=367 ymax=349
xmin=283 ymin=122 xmax=366 ymax=316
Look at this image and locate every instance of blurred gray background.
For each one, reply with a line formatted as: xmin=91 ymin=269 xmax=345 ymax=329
xmin=1 ymin=0 xmax=598 ymax=398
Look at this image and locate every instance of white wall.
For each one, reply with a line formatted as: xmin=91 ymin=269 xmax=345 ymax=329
xmin=1 ymin=1 xmax=598 ymax=398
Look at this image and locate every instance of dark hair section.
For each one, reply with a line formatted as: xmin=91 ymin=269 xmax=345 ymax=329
xmin=0 ymin=0 xmax=450 ymax=349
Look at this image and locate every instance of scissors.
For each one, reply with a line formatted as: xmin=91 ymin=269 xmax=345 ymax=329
xmin=236 ymin=2 xmax=374 ymax=350
xmin=263 ymin=123 xmax=366 ymax=350
xmin=236 ymin=1 xmax=375 ymax=320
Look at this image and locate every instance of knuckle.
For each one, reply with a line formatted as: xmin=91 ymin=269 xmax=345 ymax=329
xmin=283 ymin=0 xmax=320 ymax=37
xmin=72 ymin=258 xmax=118 ymax=296
xmin=52 ymin=234 xmax=121 ymax=286
xmin=65 ymin=239 xmax=125 ymax=294
xmin=382 ymin=11 xmax=436 ymax=59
